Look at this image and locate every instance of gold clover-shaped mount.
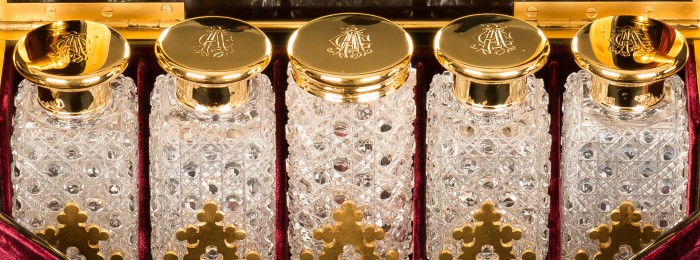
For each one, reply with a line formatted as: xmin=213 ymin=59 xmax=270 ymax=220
xmin=299 ymin=200 xmax=400 ymax=260
xmin=163 ymin=202 xmax=260 ymax=260
xmin=438 ymin=201 xmax=537 ymax=260
xmin=574 ymin=201 xmax=662 ymax=260
xmin=36 ymin=202 xmax=122 ymax=260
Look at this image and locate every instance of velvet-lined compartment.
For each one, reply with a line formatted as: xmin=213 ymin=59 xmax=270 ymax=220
xmin=0 ymin=43 xmax=697 ymax=260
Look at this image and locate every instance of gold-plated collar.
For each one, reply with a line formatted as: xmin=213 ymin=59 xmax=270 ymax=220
xmin=434 ymin=14 xmax=549 ymax=110
xmin=155 ymin=16 xmax=271 ymax=113
xmin=288 ymin=13 xmax=413 ymax=103
xmin=13 ymin=20 xmax=129 ymax=116
xmin=572 ymin=15 xmax=689 ymax=112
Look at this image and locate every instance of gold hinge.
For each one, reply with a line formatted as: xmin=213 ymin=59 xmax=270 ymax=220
xmin=0 ymin=2 xmax=184 ymax=40
xmin=515 ymin=1 xmax=700 ymax=39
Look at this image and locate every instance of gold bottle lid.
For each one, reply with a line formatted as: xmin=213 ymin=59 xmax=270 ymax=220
xmin=13 ymin=20 xmax=129 ymax=115
xmin=288 ymin=13 xmax=413 ymax=103
xmin=572 ymin=15 xmax=689 ymax=111
xmin=155 ymin=16 xmax=271 ymax=113
xmin=434 ymin=14 xmax=549 ymax=110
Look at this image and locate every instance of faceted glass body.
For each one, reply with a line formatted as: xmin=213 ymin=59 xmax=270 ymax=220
xmin=426 ymin=72 xmax=551 ymax=259
xmin=286 ymin=67 xmax=416 ymax=258
xmin=11 ymin=75 xmax=138 ymax=259
xmin=149 ymin=74 xmax=276 ymax=259
xmin=560 ymin=71 xmax=689 ymax=259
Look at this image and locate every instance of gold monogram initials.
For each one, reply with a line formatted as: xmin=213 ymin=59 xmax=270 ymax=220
xmin=608 ymin=26 xmax=654 ymax=58
xmin=51 ymin=31 xmax=90 ymax=63
xmin=193 ymin=26 xmax=235 ymax=58
xmin=471 ymin=24 xmax=516 ymax=56
xmin=327 ymin=26 xmax=373 ymax=59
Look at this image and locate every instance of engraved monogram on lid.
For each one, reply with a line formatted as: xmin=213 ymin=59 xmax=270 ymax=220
xmin=327 ymin=26 xmax=373 ymax=59
xmin=608 ymin=26 xmax=654 ymax=58
xmin=471 ymin=24 xmax=516 ymax=56
xmin=52 ymin=31 xmax=90 ymax=63
xmin=193 ymin=26 xmax=236 ymax=58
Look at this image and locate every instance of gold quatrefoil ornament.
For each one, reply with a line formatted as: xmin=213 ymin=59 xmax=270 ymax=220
xmin=299 ymin=200 xmax=399 ymax=260
xmin=36 ymin=202 xmax=122 ymax=260
xmin=163 ymin=202 xmax=259 ymax=260
xmin=574 ymin=202 xmax=662 ymax=260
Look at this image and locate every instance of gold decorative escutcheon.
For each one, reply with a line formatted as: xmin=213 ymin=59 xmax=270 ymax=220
xmin=163 ymin=202 xmax=259 ymax=260
xmin=36 ymin=202 xmax=121 ymax=260
xmin=574 ymin=202 xmax=662 ymax=260
xmin=438 ymin=201 xmax=537 ymax=260
xmin=299 ymin=200 xmax=399 ymax=260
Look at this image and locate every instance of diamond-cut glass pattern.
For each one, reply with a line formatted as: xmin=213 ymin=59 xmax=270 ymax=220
xmin=149 ymin=74 xmax=276 ymax=259
xmin=426 ymin=72 xmax=551 ymax=259
xmin=560 ymin=71 xmax=689 ymax=259
xmin=286 ymin=66 xmax=416 ymax=259
xmin=11 ymin=75 xmax=138 ymax=259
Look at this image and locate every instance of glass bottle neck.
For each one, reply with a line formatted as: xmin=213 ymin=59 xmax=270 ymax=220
xmin=175 ymin=78 xmax=250 ymax=114
xmin=453 ymin=74 xmax=527 ymax=112
xmin=36 ymin=81 xmax=112 ymax=117
xmin=589 ymin=76 xmax=665 ymax=113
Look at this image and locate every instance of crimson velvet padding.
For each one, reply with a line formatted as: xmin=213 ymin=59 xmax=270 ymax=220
xmin=0 ymin=43 xmax=698 ymax=260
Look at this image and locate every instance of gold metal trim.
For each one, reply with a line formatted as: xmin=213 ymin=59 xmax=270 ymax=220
xmin=162 ymin=202 xmax=258 ymax=260
xmin=0 ymin=39 xmax=5 ymax=79
xmin=0 ymin=2 xmax=184 ymax=26
xmin=36 ymin=202 xmax=120 ymax=260
xmin=0 ymin=211 xmax=67 ymax=259
xmin=437 ymin=201 xmax=537 ymax=260
xmin=580 ymin=202 xmax=661 ymax=259
xmin=515 ymin=1 xmax=700 ymax=39
xmin=298 ymin=200 xmax=399 ymax=260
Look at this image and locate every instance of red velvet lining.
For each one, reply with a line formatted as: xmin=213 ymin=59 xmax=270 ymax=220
xmin=0 ymin=42 xmax=698 ymax=259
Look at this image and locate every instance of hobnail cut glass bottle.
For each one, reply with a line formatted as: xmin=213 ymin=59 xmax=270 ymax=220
xmin=149 ymin=74 xmax=276 ymax=259
xmin=12 ymin=75 xmax=139 ymax=259
xmin=426 ymin=72 xmax=551 ymax=259
xmin=560 ymin=71 xmax=688 ymax=259
xmin=286 ymin=66 xmax=417 ymax=258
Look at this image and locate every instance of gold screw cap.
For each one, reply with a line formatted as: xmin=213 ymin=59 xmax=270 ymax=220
xmin=434 ymin=14 xmax=549 ymax=110
xmin=572 ymin=15 xmax=689 ymax=111
xmin=13 ymin=20 xmax=130 ymax=115
xmin=156 ymin=16 xmax=272 ymax=113
xmin=288 ymin=13 xmax=413 ymax=103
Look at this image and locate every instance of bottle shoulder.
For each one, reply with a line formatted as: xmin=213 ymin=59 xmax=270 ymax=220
xmin=427 ymin=71 xmax=550 ymax=128
xmin=563 ymin=71 xmax=688 ymax=131
xmin=13 ymin=75 xmax=138 ymax=131
xmin=149 ymin=74 xmax=276 ymax=131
